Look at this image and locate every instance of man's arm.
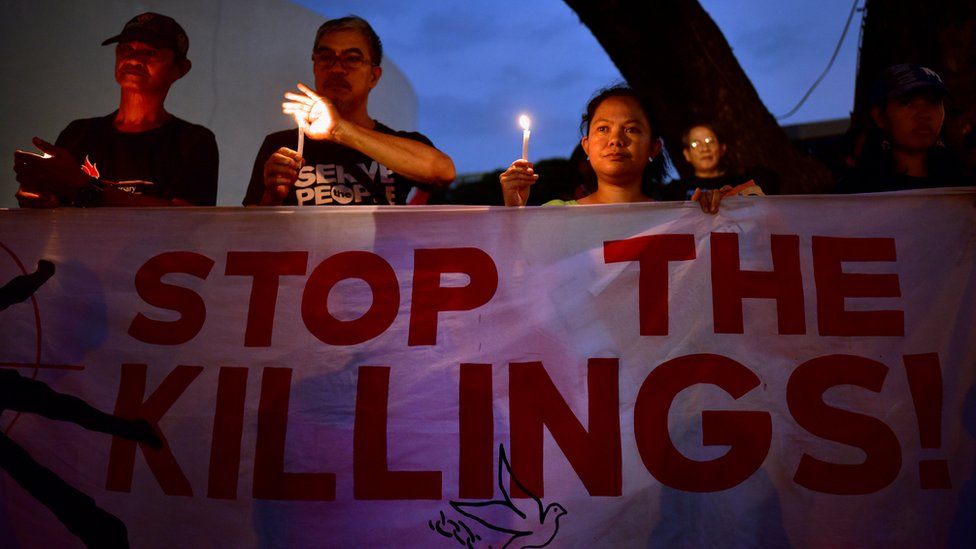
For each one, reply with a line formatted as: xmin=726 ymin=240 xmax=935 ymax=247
xmin=15 ymin=136 xmax=206 ymax=207
xmin=284 ymin=83 xmax=455 ymax=187
xmin=331 ymin=122 xmax=455 ymax=187
xmin=100 ymin=188 xmax=190 ymax=206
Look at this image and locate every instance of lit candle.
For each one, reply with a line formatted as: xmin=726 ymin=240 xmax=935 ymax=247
xmin=519 ymin=114 xmax=531 ymax=160
xmin=294 ymin=114 xmax=305 ymax=158
xmin=308 ymin=99 xmax=332 ymax=138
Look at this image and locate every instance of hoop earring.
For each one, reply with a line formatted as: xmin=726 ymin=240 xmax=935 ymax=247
xmin=881 ymin=140 xmax=891 ymax=151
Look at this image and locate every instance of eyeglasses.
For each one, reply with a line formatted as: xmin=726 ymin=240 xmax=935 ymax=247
xmin=688 ymin=136 xmax=717 ymax=150
xmin=312 ymin=52 xmax=372 ymax=70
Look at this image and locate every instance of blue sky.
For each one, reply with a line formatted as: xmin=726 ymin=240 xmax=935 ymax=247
xmin=297 ymin=0 xmax=862 ymax=175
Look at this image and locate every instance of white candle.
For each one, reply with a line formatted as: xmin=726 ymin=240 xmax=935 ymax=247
xmin=296 ymin=118 xmax=305 ymax=158
xmin=519 ymin=114 xmax=531 ymax=160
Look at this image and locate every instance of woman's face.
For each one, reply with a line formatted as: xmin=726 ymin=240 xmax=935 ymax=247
xmin=682 ymin=125 xmax=726 ymax=176
xmin=581 ymin=95 xmax=659 ymax=183
xmin=873 ymin=91 xmax=945 ymax=153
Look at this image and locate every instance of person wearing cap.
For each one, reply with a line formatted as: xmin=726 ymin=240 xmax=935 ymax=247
xmin=243 ymin=15 xmax=454 ymax=206
xmin=13 ymin=12 xmax=218 ymax=207
xmin=835 ymin=63 xmax=971 ymax=193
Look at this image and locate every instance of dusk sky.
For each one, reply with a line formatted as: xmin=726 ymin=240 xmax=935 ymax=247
xmin=298 ymin=0 xmax=862 ymax=176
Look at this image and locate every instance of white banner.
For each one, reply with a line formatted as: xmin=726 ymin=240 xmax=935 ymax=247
xmin=1 ymin=190 xmax=975 ymax=548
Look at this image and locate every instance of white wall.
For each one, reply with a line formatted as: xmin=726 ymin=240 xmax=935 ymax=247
xmin=0 ymin=0 xmax=418 ymax=207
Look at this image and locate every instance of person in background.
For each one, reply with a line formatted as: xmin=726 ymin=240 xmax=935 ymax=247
xmin=499 ymin=85 xmax=667 ymax=207
xmin=835 ymin=64 xmax=972 ymax=193
xmin=244 ymin=16 xmax=454 ymax=206
xmin=661 ymin=122 xmax=773 ymax=211
xmin=14 ymin=12 xmax=218 ymax=207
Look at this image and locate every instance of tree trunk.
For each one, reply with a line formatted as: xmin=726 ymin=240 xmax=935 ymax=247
xmin=854 ymin=0 xmax=976 ymax=162
xmin=563 ymin=0 xmax=835 ymax=193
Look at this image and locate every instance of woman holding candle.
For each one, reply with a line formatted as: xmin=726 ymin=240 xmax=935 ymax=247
xmin=499 ymin=86 xmax=666 ymax=207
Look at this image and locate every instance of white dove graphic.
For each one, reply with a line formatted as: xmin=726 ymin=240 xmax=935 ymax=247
xmin=450 ymin=444 xmax=568 ymax=548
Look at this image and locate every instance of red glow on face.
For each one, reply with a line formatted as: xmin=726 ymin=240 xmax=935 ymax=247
xmin=81 ymin=156 xmax=100 ymax=178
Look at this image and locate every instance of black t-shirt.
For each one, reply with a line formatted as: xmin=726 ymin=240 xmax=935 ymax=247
xmin=834 ymin=169 xmax=975 ymax=193
xmin=834 ymin=147 xmax=974 ymax=194
xmin=55 ymin=112 xmax=219 ymax=205
xmin=659 ymin=168 xmax=780 ymax=201
xmin=243 ymin=123 xmax=435 ymax=206
xmin=659 ymin=173 xmax=750 ymax=201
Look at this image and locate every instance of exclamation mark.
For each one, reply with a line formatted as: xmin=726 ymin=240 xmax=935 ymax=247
xmin=904 ymin=353 xmax=951 ymax=489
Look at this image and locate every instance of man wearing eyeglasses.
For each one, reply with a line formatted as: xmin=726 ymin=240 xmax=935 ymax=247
xmin=244 ymin=16 xmax=455 ymax=206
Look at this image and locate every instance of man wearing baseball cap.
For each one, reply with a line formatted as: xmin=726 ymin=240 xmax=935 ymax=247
xmin=14 ymin=12 xmax=218 ymax=207
xmin=836 ymin=63 xmax=971 ymax=193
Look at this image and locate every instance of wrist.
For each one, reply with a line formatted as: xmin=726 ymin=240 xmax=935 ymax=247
xmin=261 ymin=190 xmax=283 ymax=206
xmin=330 ymin=120 xmax=352 ymax=145
xmin=60 ymin=170 xmax=92 ymax=198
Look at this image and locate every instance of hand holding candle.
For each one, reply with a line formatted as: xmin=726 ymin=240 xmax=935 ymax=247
xmin=14 ymin=137 xmax=91 ymax=199
xmin=496 ymin=114 xmax=536 ymax=206
xmin=519 ymin=114 xmax=531 ymax=160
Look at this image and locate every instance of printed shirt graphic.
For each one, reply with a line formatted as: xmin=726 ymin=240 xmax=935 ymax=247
xmin=244 ymin=123 xmax=436 ymax=206
xmin=293 ymin=158 xmax=397 ymax=205
xmin=80 ymin=154 xmax=154 ymax=195
xmin=80 ymin=155 xmax=100 ymax=178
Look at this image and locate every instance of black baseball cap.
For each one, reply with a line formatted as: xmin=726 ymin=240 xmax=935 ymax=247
xmin=870 ymin=64 xmax=948 ymax=105
xmin=102 ymin=12 xmax=189 ymax=59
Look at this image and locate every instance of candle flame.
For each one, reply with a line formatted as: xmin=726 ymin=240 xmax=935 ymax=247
xmin=308 ymin=100 xmax=332 ymax=135
xmin=519 ymin=115 xmax=531 ymax=131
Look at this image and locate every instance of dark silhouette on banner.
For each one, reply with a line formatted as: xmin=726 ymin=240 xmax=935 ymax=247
xmin=1 ymin=260 xmax=162 ymax=548
xmin=0 ymin=259 xmax=54 ymax=311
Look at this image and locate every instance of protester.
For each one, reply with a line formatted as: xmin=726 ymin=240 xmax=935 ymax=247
xmin=244 ymin=16 xmax=455 ymax=206
xmin=835 ymin=64 xmax=972 ymax=193
xmin=499 ymin=86 xmax=668 ymax=207
xmin=657 ymin=122 xmax=774 ymax=212
xmin=14 ymin=12 xmax=218 ymax=207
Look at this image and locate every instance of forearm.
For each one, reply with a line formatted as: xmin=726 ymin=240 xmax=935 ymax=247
xmin=100 ymin=187 xmax=188 ymax=206
xmin=333 ymin=123 xmax=455 ymax=186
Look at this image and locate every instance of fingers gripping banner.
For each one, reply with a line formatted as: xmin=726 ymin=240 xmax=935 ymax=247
xmin=1 ymin=190 xmax=975 ymax=548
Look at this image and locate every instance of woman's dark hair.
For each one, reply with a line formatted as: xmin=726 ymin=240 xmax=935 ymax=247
xmin=579 ymin=85 xmax=666 ymax=195
xmin=580 ymin=85 xmax=658 ymax=138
